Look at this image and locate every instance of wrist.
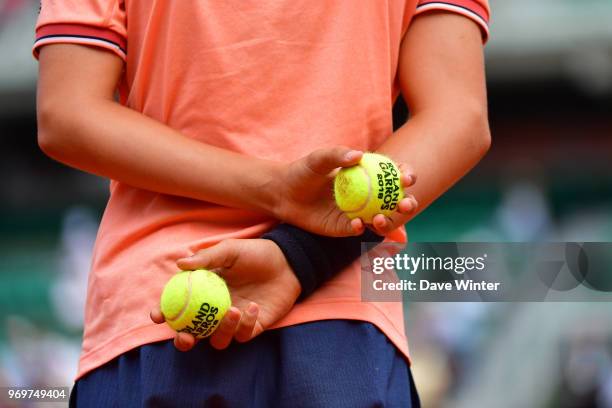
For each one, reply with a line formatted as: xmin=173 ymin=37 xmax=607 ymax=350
xmin=265 ymin=238 xmax=302 ymax=299
xmin=244 ymin=159 xmax=284 ymax=216
xmin=262 ymin=224 xmax=326 ymax=301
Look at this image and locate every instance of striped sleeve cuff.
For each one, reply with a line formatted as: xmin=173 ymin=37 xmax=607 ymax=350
xmin=416 ymin=1 xmax=490 ymax=43
xmin=33 ymin=23 xmax=127 ymax=61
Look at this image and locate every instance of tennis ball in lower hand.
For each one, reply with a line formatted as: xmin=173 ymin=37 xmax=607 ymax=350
xmin=160 ymin=269 xmax=231 ymax=338
xmin=334 ymin=152 xmax=404 ymax=224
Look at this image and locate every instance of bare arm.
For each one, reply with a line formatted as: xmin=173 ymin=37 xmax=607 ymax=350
xmin=37 ymin=44 xmax=279 ymax=212
xmin=36 ymin=43 xmax=417 ymax=237
xmin=378 ymin=12 xmax=491 ymax=222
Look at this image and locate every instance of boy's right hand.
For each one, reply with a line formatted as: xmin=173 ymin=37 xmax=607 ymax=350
xmin=150 ymin=238 xmax=301 ymax=351
xmin=270 ymin=147 xmax=418 ymax=237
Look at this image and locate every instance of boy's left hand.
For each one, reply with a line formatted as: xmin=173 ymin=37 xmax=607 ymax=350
xmin=272 ymin=147 xmax=418 ymax=237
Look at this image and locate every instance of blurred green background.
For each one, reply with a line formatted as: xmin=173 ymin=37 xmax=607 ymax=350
xmin=1 ymin=0 xmax=612 ymax=407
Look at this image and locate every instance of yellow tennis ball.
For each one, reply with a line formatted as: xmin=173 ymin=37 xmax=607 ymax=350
xmin=160 ymin=269 xmax=231 ymax=338
xmin=334 ymin=152 xmax=404 ymax=223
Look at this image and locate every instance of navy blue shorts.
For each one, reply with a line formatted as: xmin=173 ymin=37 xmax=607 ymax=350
xmin=70 ymin=320 xmax=420 ymax=407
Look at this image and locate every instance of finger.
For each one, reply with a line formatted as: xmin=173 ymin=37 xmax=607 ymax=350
xmin=397 ymin=196 xmax=418 ymax=215
xmin=370 ymin=214 xmax=397 ymax=236
xmin=371 ymin=201 xmax=418 ymax=235
xmin=234 ymin=302 xmax=259 ymax=343
xmin=250 ymin=320 xmax=266 ymax=340
xmin=209 ymin=307 xmax=241 ymax=350
xmin=398 ymin=164 xmax=416 ymax=187
xmin=150 ymin=307 xmax=165 ymax=324
xmin=330 ymin=212 xmax=364 ymax=237
xmin=401 ymin=172 xmax=416 ymax=187
xmin=372 ymin=214 xmax=389 ymax=234
xmin=177 ymin=240 xmax=239 ymax=271
xmin=350 ymin=218 xmax=365 ymax=235
xmin=174 ymin=332 xmax=197 ymax=352
xmin=305 ymin=147 xmax=363 ymax=176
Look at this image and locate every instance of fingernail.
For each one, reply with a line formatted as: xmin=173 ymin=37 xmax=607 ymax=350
xmin=247 ymin=303 xmax=258 ymax=314
xmin=344 ymin=150 xmax=361 ymax=161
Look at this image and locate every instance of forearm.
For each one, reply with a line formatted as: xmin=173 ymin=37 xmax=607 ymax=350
xmin=379 ymin=106 xmax=490 ymax=217
xmin=379 ymin=11 xmax=491 ymax=218
xmin=37 ymin=44 xmax=279 ymax=213
xmin=38 ymin=93 xmax=280 ymax=212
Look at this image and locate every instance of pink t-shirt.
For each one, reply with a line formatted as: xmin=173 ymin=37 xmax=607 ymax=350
xmin=34 ymin=0 xmax=490 ymax=380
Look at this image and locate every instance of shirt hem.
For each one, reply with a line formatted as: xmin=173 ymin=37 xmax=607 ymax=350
xmin=75 ymin=300 xmax=410 ymax=381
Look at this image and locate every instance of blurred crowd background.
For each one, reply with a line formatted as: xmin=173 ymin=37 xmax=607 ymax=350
xmin=1 ymin=0 xmax=611 ymax=407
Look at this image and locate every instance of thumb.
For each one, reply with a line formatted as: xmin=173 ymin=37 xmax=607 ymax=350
xmin=177 ymin=240 xmax=240 ymax=271
xmin=304 ymin=147 xmax=362 ymax=176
